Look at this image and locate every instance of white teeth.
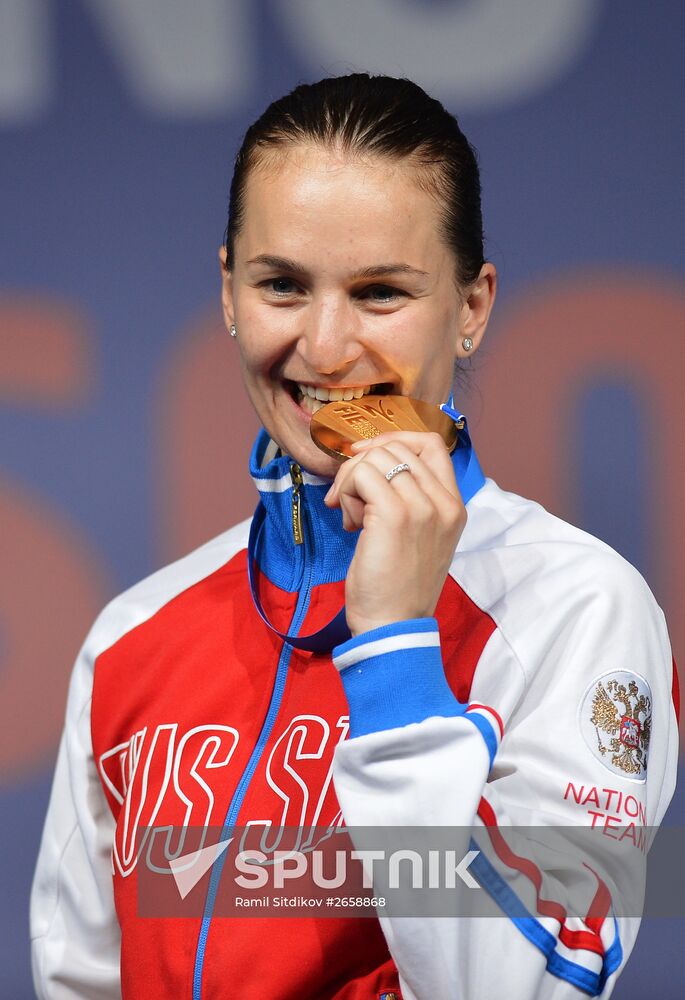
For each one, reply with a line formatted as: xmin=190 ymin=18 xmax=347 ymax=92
xmin=298 ymin=394 xmax=326 ymax=414
xmin=295 ymin=382 xmax=378 ymax=402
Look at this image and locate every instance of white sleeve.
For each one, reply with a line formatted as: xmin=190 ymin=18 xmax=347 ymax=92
xmin=30 ymin=621 xmax=121 ymax=1000
xmin=331 ymin=558 xmax=678 ymax=1000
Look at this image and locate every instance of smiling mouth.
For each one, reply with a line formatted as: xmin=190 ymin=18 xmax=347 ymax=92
xmin=287 ymin=381 xmax=393 ymax=414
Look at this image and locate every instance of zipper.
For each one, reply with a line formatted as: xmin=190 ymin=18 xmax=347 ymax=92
xmin=192 ymin=475 xmax=314 ymax=1000
xmin=290 ymin=463 xmax=304 ymax=544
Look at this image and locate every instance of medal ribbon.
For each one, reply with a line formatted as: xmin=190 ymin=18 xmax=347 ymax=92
xmin=247 ymin=408 xmax=486 ymax=653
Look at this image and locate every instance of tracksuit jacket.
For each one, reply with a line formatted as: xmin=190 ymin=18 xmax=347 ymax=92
xmin=31 ymin=426 xmax=679 ymax=999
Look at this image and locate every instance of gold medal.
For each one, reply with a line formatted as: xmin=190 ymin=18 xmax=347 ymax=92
xmin=310 ymin=394 xmax=461 ymax=461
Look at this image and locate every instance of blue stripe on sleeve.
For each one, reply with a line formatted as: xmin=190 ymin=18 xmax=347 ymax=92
xmin=470 ymin=847 xmax=621 ymax=996
xmin=463 ymin=711 xmax=499 ymax=769
xmin=334 ymin=618 xmax=467 ymax=740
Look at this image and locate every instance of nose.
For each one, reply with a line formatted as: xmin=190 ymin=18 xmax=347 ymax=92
xmin=296 ymin=293 xmax=363 ymax=376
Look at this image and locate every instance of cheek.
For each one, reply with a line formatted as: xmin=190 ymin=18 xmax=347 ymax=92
xmin=373 ymin=309 xmax=456 ymax=367
xmin=236 ymin=323 xmax=287 ymax=378
xmin=407 ymin=330 xmax=460 ymax=396
xmin=238 ymin=302 xmax=298 ymax=369
xmin=234 ymin=332 xmax=272 ymax=384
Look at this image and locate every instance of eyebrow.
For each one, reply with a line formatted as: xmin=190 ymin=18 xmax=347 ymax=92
xmin=246 ymin=255 xmax=308 ymax=276
xmin=245 ymin=255 xmax=428 ymax=281
xmin=351 ymin=263 xmax=429 ymax=281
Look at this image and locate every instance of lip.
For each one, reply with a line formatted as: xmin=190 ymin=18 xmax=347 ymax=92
xmin=292 ymin=381 xmax=374 ymax=389
xmin=286 ymin=388 xmax=316 ymax=424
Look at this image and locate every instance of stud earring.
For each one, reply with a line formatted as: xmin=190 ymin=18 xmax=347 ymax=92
xmin=462 ymin=336 xmax=473 ymax=352
xmin=229 ymin=324 xmax=237 ymax=339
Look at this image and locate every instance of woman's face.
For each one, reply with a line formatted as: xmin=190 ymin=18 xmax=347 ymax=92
xmin=222 ymin=143 xmax=495 ymax=477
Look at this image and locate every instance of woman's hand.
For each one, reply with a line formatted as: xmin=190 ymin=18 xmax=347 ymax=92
xmin=323 ymin=430 xmax=467 ymax=636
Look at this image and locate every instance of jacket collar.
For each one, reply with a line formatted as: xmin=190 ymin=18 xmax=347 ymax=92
xmin=249 ymin=430 xmax=355 ymax=590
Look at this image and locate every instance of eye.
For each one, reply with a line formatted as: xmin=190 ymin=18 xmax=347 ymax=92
xmin=359 ymin=284 xmax=407 ymax=304
xmin=261 ymin=277 xmax=301 ymax=296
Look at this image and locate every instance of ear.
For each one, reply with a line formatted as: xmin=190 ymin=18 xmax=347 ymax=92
xmin=218 ymin=246 xmax=235 ymax=329
xmin=455 ymin=262 xmax=497 ymax=357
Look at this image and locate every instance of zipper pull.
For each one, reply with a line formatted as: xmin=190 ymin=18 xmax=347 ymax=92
xmin=290 ymin=463 xmax=304 ymax=545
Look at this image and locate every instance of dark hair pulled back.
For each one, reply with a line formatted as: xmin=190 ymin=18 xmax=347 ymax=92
xmin=224 ymin=73 xmax=485 ymax=288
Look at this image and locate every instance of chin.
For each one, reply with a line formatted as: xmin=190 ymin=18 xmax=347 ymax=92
xmin=259 ymin=390 xmax=341 ymax=478
xmin=283 ymin=437 xmax=339 ymax=479
xmin=259 ymin=411 xmax=337 ymax=478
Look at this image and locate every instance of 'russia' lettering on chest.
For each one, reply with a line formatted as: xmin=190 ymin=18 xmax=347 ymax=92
xmin=98 ymin=714 xmax=349 ymax=878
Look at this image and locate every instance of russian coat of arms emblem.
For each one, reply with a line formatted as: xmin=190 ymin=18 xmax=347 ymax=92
xmin=588 ymin=675 xmax=652 ymax=777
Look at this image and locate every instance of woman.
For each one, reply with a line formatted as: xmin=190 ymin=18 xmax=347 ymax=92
xmin=31 ymin=74 xmax=678 ymax=1000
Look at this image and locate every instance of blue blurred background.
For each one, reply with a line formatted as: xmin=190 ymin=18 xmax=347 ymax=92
xmin=1 ymin=1 xmax=683 ymax=995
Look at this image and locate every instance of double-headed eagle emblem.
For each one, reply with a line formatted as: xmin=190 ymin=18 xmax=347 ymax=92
xmin=590 ymin=678 xmax=651 ymax=776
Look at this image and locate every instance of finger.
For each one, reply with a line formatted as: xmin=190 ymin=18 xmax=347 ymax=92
xmin=351 ymin=429 xmax=452 ymax=463
xmin=353 ymin=444 xmax=437 ymax=503
xmin=324 ymin=443 xmax=401 ymax=507
xmin=339 ymin=493 xmax=365 ymax=532
xmin=352 ymin=441 xmax=464 ymax=533
xmin=351 ymin=431 xmax=459 ymax=497
xmin=327 ymin=443 xmax=425 ymax=508
xmin=327 ymin=433 xmax=453 ymax=508
xmin=337 ymin=449 xmax=435 ymax=531
xmin=361 ymin=442 xmax=465 ymax=528
xmin=337 ymin=459 xmax=413 ymax=532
